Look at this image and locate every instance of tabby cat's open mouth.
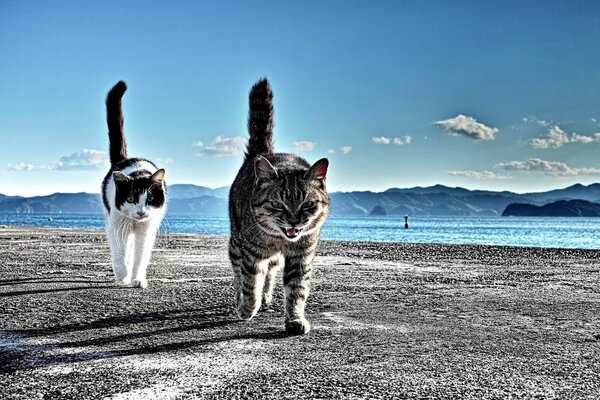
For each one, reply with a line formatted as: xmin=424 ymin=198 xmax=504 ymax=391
xmin=282 ymin=227 xmax=301 ymax=239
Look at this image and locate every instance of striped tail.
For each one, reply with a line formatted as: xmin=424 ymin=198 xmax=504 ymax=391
xmin=246 ymin=78 xmax=274 ymax=159
xmin=106 ymin=81 xmax=128 ymax=165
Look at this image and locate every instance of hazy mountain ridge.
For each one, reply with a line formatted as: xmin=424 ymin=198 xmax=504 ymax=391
xmin=1 ymin=183 xmax=599 ymax=216
xmin=503 ymin=199 xmax=600 ymax=217
xmin=167 ymin=184 xmax=229 ymax=200
xmin=331 ymin=183 xmax=600 ymax=216
xmin=0 ymin=193 xmax=102 ymax=213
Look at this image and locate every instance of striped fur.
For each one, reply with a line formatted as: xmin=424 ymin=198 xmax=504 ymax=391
xmin=245 ymin=78 xmax=274 ymax=159
xmin=229 ymin=78 xmax=330 ymax=335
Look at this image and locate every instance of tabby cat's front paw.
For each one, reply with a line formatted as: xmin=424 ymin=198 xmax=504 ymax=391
xmin=131 ymin=279 xmax=148 ymax=289
xmin=285 ymin=318 xmax=311 ymax=335
xmin=237 ymin=306 xmax=258 ymax=321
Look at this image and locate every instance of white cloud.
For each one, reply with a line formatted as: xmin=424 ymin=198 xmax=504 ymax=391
xmin=393 ymin=136 xmax=412 ymax=145
xmin=530 ymin=126 xmax=568 ymax=149
xmin=56 ymin=149 xmax=109 ymax=170
xmin=327 ymin=149 xmax=336 ymax=154
xmin=195 ymin=136 xmax=246 ymax=157
xmin=293 ymin=141 xmax=316 ymax=152
xmin=571 ymin=133 xmax=600 ymax=144
xmin=372 ymin=136 xmax=391 ymax=145
xmin=531 ymin=125 xmax=600 ymax=149
xmin=340 ymin=146 xmax=352 ymax=154
xmin=372 ymin=136 xmax=411 ymax=145
xmin=435 ymin=114 xmax=498 ymax=140
xmin=8 ymin=149 xmax=109 ymax=172
xmin=495 ymin=158 xmax=600 ymax=177
xmin=7 ymin=162 xmax=35 ymax=171
xmin=522 ymin=116 xmax=550 ymax=127
xmin=154 ymin=157 xmax=174 ymax=165
xmin=447 ymin=170 xmax=511 ymax=180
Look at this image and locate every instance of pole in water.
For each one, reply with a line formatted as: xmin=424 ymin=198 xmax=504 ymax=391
xmin=404 ymin=215 xmax=409 ymax=229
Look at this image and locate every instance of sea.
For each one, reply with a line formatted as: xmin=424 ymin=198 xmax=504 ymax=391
xmin=1 ymin=212 xmax=599 ymax=250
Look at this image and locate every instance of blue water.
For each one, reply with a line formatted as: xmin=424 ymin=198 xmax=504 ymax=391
xmin=1 ymin=212 xmax=599 ymax=249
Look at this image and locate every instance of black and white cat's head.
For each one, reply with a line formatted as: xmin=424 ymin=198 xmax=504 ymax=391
xmin=251 ymin=156 xmax=329 ymax=242
xmin=112 ymin=169 xmax=166 ymax=221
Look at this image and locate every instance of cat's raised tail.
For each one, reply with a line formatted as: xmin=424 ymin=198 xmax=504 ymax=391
xmin=245 ymin=77 xmax=274 ymax=159
xmin=106 ymin=80 xmax=128 ymax=165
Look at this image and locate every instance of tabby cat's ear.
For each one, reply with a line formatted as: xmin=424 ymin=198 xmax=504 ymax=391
xmin=255 ymin=156 xmax=278 ymax=185
xmin=112 ymin=171 xmax=130 ymax=184
xmin=151 ymin=169 xmax=165 ymax=183
xmin=305 ymin=158 xmax=329 ymax=183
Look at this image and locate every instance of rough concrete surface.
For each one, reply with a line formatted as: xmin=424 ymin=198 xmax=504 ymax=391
xmin=0 ymin=226 xmax=599 ymax=399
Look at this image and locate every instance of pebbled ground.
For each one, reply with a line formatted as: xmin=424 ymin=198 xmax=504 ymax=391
xmin=0 ymin=226 xmax=599 ymax=399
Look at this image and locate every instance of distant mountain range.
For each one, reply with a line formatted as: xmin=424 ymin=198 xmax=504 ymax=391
xmin=0 ymin=184 xmax=229 ymax=215
xmin=1 ymin=183 xmax=600 ymax=217
xmin=167 ymin=184 xmax=229 ymax=200
xmin=502 ymin=199 xmax=600 ymax=217
xmin=329 ymin=183 xmax=600 ymax=216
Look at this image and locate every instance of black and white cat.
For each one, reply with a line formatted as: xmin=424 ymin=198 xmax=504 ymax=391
xmin=101 ymin=81 xmax=167 ymax=288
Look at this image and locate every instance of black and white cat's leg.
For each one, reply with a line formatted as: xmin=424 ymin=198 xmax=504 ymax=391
xmin=262 ymin=253 xmax=283 ymax=309
xmin=130 ymin=221 xmax=160 ymax=288
xmin=106 ymin=222 xmax=133 ymax=285
xmin=283 ymin=248 xmax=316 ymax=335
xmin=235 ymin=245 xmax=269 ymax=320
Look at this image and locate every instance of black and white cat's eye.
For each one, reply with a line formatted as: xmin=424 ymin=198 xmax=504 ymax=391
xmin=126 ymin=196 xmax=134 ymax=203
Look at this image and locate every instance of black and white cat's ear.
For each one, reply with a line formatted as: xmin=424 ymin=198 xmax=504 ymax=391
xmin=112 ymin=171 xmax=130 ymax=184
xmin=151 ymin=169 xmax=166 ymax=183
xmin=254 ymin=156 xmax=278 ymax=185
xmin=305 ymin=158 xmax=329 ymax=184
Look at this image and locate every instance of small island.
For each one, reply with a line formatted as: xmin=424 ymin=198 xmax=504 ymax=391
xmin=369 ymin=205 xmax=387 ymax=216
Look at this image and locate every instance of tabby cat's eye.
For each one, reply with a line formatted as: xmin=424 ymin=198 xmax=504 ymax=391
xmin=270 ymin=201 xmax=283 ymax=209
xmin=126 ymin=196 xmax=134 ymax=203
xmin=303 ymin=201 xmax=315 ymax=209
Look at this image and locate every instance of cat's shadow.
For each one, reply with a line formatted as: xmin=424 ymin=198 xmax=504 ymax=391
xmin=3 ymin=306 xmax=289 ymax=372
xmin=0 ymin=284 xmax=125 ymax=298
xmin=0 ymin=277 xmax=108 ymax=286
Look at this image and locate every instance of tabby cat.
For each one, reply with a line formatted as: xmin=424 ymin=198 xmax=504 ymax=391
xmin=229 ymin=78 xmax=330 ymax=335
xmin=101 ymin=81 xmax=167 ymax=288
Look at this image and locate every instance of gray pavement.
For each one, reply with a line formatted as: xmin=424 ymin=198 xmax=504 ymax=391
xmin=0 ymin=227 xmax=599 ymax=399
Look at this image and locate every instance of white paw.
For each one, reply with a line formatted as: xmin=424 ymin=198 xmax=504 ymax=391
xmin=131 ymin=279 xmax=148 ymax=289
xmin=262 ymin=293 xmax=273 ymax=306
xmin=116 ymin=277 xmax=131 ymax=286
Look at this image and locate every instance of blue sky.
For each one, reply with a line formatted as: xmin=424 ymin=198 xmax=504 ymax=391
xmin=2 ymin=1 xmax=600 ymax=196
